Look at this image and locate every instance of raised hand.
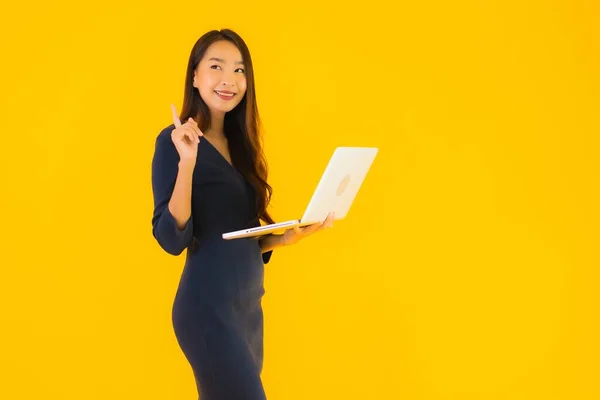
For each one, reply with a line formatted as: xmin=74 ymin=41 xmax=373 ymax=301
xmin=170 ymin=104 xmax=203 ymax=164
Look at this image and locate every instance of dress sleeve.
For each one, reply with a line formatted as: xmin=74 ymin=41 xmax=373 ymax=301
xmin=258 ymin=229 xmax=275 ymax=264
xmin=151 ymin=129 xmax=194 ymax=256
xmin=262 ymin=249 xmax=273 ymax=264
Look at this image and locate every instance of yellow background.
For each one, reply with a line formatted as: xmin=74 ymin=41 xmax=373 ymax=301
xmin=1 ymin=0 xmax=598 ymax=399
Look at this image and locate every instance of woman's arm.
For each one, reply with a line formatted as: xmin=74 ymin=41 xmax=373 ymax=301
xmin=258 ymin=212 xmax=335 ymax=254
xmin=151 ymin=131 xmax=196 ymax=256
xmin=259 ymin=234 xmax=285 ymax=253
xmin=168 ymin=160 xmax=195 ymax=229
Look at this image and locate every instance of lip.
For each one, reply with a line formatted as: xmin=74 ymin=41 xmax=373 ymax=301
xmin=214 ymin=90 xmax=236 ymax=100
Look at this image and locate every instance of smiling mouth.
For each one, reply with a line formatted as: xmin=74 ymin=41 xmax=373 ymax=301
xmin=214 ymin=91 xmax=236 ymax=98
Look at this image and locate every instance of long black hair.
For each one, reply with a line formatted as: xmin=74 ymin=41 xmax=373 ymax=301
xmin=177 ymin=29 xmax=275 ymax=226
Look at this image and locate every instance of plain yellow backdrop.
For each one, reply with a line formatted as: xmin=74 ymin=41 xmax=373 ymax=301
xmin=1 ymin=0 xmax=598 ymax=399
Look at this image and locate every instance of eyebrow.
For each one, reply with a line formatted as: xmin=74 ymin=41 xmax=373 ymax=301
xmin=208 ymin=57 xmax=245 ymax=65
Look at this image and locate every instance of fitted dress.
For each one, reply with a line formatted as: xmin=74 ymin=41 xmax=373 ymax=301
xmin=151 ymin=124 xmax=273 ymax=400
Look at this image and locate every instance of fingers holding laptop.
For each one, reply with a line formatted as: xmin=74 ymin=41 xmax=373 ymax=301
xmin=280 ymin=212 xmax=335 ymax=246
xmin=304 ymin=212 xmax=335 ymax=233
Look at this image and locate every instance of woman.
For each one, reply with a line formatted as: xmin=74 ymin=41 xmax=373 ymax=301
xmin=150 ymin=29 xmax=334 ymax=399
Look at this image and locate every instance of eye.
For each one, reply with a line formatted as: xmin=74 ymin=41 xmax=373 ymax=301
xmin=210 ymin=65 xmax=221 ymax=70
xmin=236 ymin=68 xmax=245 ymax=73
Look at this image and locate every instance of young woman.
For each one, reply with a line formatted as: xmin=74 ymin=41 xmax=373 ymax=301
xmin=151 ymin=29 xmax=334 ymax=400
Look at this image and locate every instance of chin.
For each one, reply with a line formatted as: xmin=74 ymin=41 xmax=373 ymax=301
xmin=216 ymin=101 xmax=242 ymax=113
xmin=212 ymin=105 xmax=235 ymax=114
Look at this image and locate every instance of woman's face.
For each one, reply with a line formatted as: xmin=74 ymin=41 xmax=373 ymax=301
xmin=194 ymin=40 xmax=247 ymax=115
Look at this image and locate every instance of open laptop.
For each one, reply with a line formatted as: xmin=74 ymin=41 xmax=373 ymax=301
xmin=222 ymin=146 xmax=378 ymax=240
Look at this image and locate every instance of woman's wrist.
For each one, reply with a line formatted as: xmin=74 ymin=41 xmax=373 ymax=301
xmin=178 ymin=159 xmax=196 ymax=171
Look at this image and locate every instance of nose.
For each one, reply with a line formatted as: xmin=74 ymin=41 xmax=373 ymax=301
xmin=220 ymin=71 xmax=237 ymax=87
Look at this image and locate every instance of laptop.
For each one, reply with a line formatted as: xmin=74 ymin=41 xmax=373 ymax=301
xmin=222 ymin=146 xmax=378 ymax=240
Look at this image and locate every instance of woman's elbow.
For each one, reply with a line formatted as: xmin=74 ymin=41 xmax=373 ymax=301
xmin=152 ymin=228 xmax=187 ymax=256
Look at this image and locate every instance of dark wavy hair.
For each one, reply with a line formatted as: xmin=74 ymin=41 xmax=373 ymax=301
xmin=176 ymin=29 xmax=275 ymax=226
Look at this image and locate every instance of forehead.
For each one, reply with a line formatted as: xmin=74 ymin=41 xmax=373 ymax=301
xmin=203 ymin=40 xmax=244 ymax=63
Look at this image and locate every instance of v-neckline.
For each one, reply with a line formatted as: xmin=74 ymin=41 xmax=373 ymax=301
xmin=202 ymin=136 xmax=239 ymax=175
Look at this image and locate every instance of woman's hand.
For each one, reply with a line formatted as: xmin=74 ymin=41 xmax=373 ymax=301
xmin=170 ymin=104 xmax=203 ymax=164
xmin=280 ymin=212 xmax=335 ymax=247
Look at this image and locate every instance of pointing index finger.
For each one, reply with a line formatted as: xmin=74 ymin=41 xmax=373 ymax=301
xmin=171 ymin=104 xmax=182 ymax=128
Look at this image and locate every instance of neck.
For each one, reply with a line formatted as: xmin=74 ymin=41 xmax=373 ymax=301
xmin=205 ymin=111 xmax=226 ymax=140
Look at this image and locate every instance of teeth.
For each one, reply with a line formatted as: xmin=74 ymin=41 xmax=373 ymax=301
xmin=216 ymin=91 xmax=234 ymax=97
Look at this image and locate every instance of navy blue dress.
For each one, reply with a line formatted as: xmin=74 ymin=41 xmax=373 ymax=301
xmin=151 ymin=124 xmax=273 ymax=400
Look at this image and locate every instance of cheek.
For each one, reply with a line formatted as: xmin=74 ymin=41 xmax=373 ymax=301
xmin=200 ymin=75 xmax=217 ymax=91
xmin=238 ymin=78 xmax=248 ymax=95
xmin=199 ymin=78 xmax=218 ymax=99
